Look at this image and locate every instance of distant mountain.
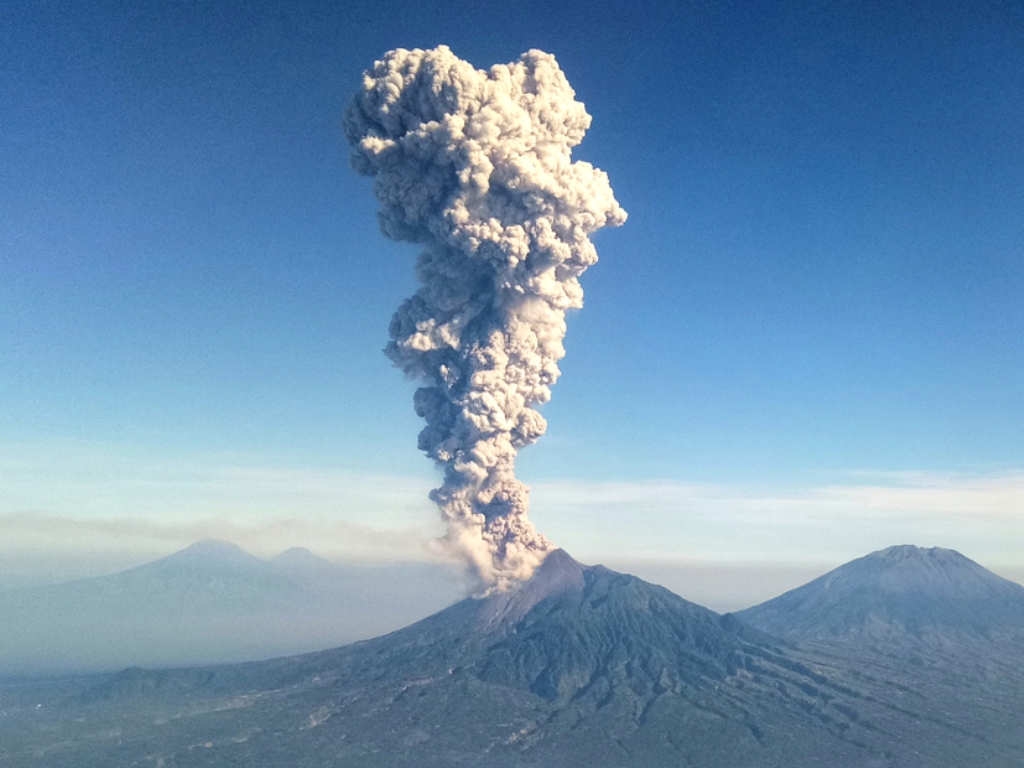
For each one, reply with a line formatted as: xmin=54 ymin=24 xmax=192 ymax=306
xmin=0 ymin=540 xmax=463 ymax=675
xmin=87 ymin=539 xmax=299 ymax=607
xmin=152 ymin=538 xmax=267 ymax=569
xmin=3 ymin=550 xmax=1022 ymax=767
xmin=270 ymin=546 xmax=344 ymax=578
xmin=735 ymin=544 xmax=1024 ymax=643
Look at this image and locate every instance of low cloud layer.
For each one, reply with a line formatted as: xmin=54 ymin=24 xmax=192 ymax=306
xmin=528 ymin=471 xmax=1024 ymax=566
xmin=2 ymin=441 xmax=1021 ymax=592
xmin=0 ymin=442 xmax=435 ymax=524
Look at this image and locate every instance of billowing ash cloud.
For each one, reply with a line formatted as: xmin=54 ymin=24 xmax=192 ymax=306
xmin=345 ymin=46 xmax=625 ymax=591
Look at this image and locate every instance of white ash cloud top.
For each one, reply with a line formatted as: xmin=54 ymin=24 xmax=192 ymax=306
xmin=345 ymin=45 xmax=626 ymax=591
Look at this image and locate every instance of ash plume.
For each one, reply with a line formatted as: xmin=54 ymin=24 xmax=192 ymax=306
xmin=345 ymin=46 xmax=625 ymax=591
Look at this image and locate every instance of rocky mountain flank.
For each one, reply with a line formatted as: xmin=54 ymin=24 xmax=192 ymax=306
xmin=3 ymin=549 xmax=1023 ymax=767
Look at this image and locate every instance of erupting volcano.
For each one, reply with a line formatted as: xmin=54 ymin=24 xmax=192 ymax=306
xmin=344 ymin=46 xmax=626 ymax=590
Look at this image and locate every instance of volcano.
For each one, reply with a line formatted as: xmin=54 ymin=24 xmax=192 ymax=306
xmin=735 ymin=544 xmax=1024 ymax=643
xmin=0 ymin=540 xmax=462 ymax=675
xmin=5 ymin=550 xmax=1023 ymax=767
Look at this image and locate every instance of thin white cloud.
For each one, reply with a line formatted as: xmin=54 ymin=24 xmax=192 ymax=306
xmin=531 ymin=471 xmax=1024 ymax=520
xmin=0 ymin=440 xmax=447 ymax=573
xmin=528 ymin=471 xmax=1024 ymax=566
xmin=0 ymin=512 xmax=440 ymax=562
xmin=0 ymin=439 xmax=438 ymax=526
xmin=2 ymin=440 xmax=1021 ymax=580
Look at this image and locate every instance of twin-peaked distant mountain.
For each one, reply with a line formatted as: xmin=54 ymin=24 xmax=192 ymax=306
xmin=3 ymin=546 xmax=1024 ymax=767
xmin=0 ymin=540 xmax=463 ymax=675
xmin=735 ymin=544 xmax=1024 ymax=643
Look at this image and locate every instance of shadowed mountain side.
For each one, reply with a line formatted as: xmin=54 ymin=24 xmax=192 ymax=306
xmin=0 ymin=540 xmax=463 ymax=674
xmin=736 ymin=545 xmax=1024 ymax=644
xmin=3 ymin=550 xmax=1023 ymax=767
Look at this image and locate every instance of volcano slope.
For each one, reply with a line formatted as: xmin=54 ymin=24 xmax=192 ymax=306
xmin=736 ymin=545 xmax=1024 ymax=644
xmin=734 ymin=544 xmax=1024 ymax=763
xmin=3 ymin=550 xmax=1022 ymax=767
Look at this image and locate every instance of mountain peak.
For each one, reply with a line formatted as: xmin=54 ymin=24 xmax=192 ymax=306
xmin=355 ymin=548 xmax=769 ymax=707
xmin=132 ymin=539 xmax=269 ymax=579
xmin=524 ymin=547 xmax=588 ymax=594
xmin=474 ymin=548 xmax=587 ymax=631
xmin=823 ymin=544 xmax=1002 ymax=596
xmin=272 ymin=546 xmax=318 ymax=559
xmin=269 ymin=547 xmax=340 ymax=576
xmin=173 ymin=539 xmax=250 ymax=557
xmin=873 ymin=544 xmax=962 ymax=562
xmin=737 ymin=544 xmax=1024 ymax=642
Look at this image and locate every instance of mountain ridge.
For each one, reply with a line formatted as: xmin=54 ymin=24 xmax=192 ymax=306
xmin=736 ymin=544 xmax=1024 ymax=643
xmin=3 ymin=545 xmax=1024 ymax=766
xmin=0 ymin=540 xmax=463 ymax=675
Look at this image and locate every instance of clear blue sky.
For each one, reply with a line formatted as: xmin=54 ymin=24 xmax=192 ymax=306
xmin=2 ymin=0 xmax=1022 ymax=580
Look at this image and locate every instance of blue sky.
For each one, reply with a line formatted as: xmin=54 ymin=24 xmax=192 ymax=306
xmin=2 ymin=0 xmax=1022 ymax=591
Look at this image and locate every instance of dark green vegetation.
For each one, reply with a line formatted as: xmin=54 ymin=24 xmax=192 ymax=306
xmin=2 ymin=548 xmax=1022 ymax=767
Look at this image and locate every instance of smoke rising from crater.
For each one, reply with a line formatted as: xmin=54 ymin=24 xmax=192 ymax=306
xmin=345 ymin=46 xmax=625 ymax=590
